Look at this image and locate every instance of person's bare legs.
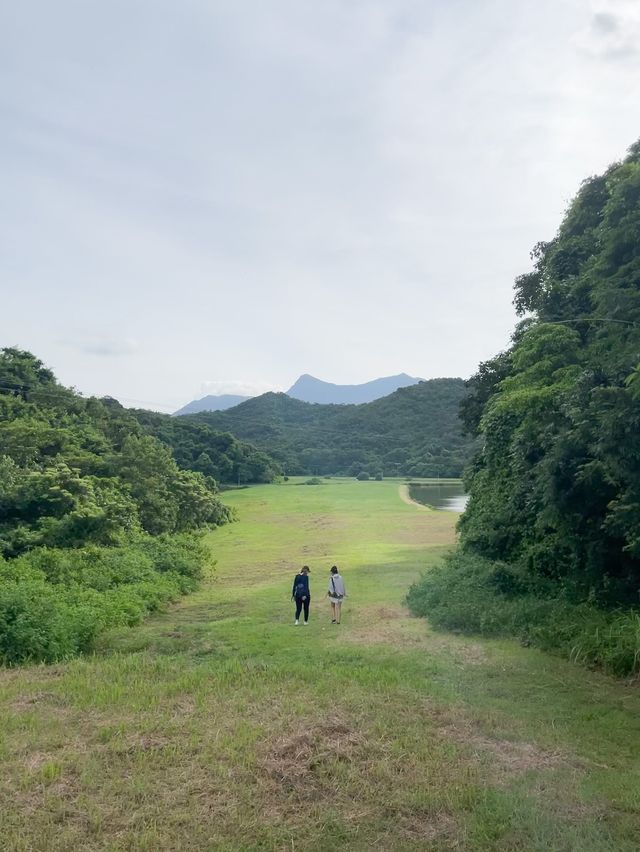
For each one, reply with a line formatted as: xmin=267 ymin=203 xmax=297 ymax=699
xmin=330 ymin=602 xmax=336 ymax=623
xmin=335 ymin=602 xmax=342 ymax=624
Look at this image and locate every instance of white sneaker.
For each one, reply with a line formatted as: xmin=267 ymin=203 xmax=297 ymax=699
xmin=303 ymin=621 xmax=308 ymax=626
xmin=294 ymin=620 xmax=299 ymax=625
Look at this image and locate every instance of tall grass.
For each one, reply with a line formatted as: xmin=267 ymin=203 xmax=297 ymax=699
xmin=407 ymin=551 xmax=640 ymax=677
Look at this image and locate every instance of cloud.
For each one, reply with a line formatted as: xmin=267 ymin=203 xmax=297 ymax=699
xmin=200 ymin=379 xmax=277 ymax=397
xmin=574 ymin=2 xmax=640 ymax=61
xmin=63 ymin=338 xmax=140 ymax=357
xmin=2 ymin=1 xmax=640 ymax=407
xmin=593 ymin=12 xmax=618 ymax=34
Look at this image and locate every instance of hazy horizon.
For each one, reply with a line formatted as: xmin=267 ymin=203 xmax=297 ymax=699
xmin=2 ymin=1 xmax=639 ymax=412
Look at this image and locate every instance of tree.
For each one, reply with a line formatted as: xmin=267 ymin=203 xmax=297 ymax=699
xmin=460 ymin=140 xmax=640 ymax=604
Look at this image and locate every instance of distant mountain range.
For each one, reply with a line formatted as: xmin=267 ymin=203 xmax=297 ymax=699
xmin=174 ymin=373 xmax=422 ymax=415
xmin=174 ymin=394 xmax=250 ymax=416
xmin=287 ymin=372 xmax=421 ymax=405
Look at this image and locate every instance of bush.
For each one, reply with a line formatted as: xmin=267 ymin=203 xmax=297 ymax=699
xmin=406 ymin=551 xmax=640 ymax=677
xmin=356 ymin=471 xmax=370 ymax=481
xmin=0 ymin=534 xmax=212 ymax=664
xmin=374 ymin=472 xmax=383 ymax=481
xmin=305 ymin=477 xmax=322 ymax=485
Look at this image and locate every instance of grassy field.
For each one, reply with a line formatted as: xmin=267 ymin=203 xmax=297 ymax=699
xmin=1 ymin=478 xmax=639 ymax=850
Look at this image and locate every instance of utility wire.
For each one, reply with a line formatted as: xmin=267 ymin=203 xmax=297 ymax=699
xmin=0 ymin=382 xmax=178 ymax=411
xmin=543 ymin=317 xmax=638 ymax=327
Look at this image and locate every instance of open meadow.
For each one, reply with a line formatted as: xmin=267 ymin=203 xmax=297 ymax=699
xmin=1 ymin=478 xmax=639 ymax=851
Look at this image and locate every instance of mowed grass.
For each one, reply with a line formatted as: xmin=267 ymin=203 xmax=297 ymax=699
xmin=1 ymin=478 xmax=639 ymax=851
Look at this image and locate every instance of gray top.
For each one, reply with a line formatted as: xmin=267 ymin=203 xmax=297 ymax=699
xmin=328 ymin=574 xmax=346 ymax=599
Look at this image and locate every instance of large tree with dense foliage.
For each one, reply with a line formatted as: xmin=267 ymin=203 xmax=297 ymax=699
xmin=460 ymin=141 xmax=640 ymax=605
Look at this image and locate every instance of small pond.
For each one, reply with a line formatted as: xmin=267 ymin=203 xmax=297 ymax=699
xmin=408 ymin=482 xmax=469 ymax=513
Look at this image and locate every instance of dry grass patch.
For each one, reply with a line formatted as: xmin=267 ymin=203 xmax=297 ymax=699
xmin=373 ymin=809 xmax=460 ymax=849
xmin=119 ymin=733 xmax=172 ymax=754
xmin=10 ymin=690 xmax=67 ymax=712
xmin=343 ymin=605 xmax=488 ymax=667
xmin=260 ymin=715 xmax=365 ymax=792
xmin=257 ymin=712 xmax=465 ymax=849
xmin=344 ymin=604 xmax=426 ymax=648
xmin=432 ymin=706 xmax=568 ymax=782
xmin=422 ymin=631 xmax=489 ymax=667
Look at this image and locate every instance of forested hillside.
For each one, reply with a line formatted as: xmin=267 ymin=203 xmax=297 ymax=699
xmin=408 ymin=140 xmax=640 ymax=674
xmin=189 ymin=378 xmax=475 ymax=477
xmin=130 ymin=408 xmax=281 ymax=484
xmin=0 ymin=349 xmax=237 ymax=663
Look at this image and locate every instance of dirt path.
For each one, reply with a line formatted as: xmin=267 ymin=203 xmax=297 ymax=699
xmin=398 ymin=481 xmax=431 ymax=509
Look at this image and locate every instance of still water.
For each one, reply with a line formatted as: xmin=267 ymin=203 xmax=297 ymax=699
xmin=408 ymin=482 xmax=469 ymax=513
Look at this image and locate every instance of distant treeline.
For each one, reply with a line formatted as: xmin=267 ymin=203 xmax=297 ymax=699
xmin=185 ymin=379 xmax=477 ymax=478
xmin=409 ymin=140 xmax=640 ymax=675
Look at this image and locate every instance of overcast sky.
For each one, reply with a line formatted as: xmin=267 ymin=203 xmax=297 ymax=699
xmin=1 ymin=1 xmax=639 ymax=411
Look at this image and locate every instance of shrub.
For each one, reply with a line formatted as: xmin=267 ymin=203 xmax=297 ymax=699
xmin=0 ymin=534 xmax=212 ymax=664
xmin=134 ymin=533 xmax=211 ymax=580
xmin=374 ymin=472 xmax=383 ymax=481
xmin=0 ymin=570 xmax=74 ymax=664
xmin=356 ymin=471 xmax=370 ymax=481
xmin=406 ymin=551 xmax=640 ymax=677
xmin=305 ymin=477 xmax=322 ymax=485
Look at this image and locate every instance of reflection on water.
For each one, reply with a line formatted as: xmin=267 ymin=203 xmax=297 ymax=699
xmin=408 ymin=483 xmax=469 ymax=513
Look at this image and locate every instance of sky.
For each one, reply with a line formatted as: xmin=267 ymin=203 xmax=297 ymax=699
xmin=1 ymin=0 xmax=639 ymax=412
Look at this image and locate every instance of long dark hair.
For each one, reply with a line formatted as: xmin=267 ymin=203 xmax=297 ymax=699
xmin=330 ymin=565 xmax=338 ymax=574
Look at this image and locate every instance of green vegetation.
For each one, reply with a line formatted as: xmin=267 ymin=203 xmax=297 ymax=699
xmin=131 ymin=407 xmax=281 ymax=484
xmin=408 ymin=552 xmax=640 ymax=677
xmin=0 ymin=535 xmax=210 ymax=665
xmin=1 ymin=480 xmax=638 ymax=850
xmin=0 ymin=348 xmax=231 ymax=662
xmin=188 ymin=378 xmax=477 ymax=477
xmin=409 ymin=140 xmax=640 ymax=674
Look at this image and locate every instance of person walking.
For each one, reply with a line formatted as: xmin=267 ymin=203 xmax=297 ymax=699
xmin=291 ymin=565 xmax=311 ymax=625
xmin=327 ymin=565 xmax=346 ymax=624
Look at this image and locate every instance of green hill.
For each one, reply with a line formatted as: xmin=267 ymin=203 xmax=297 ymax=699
xmin=189 ymin=378 xmax=476 ymax=477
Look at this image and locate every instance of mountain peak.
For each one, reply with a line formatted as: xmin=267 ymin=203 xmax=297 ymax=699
xmin=173 ymin=393 xmax=251 ymax=416
xmin=286 ymin=373 xmax=422 ymax=405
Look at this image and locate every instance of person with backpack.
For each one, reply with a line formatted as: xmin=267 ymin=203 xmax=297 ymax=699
xmin=291 ymin=565 xmax=311 ymax=625
xmin=327 ymin=565 xmax=346 ymax=624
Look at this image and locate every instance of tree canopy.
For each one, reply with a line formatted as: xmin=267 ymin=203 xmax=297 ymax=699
xmin=0 ymin=349 xmax=239 ymax=555
xmin=459 ymin=141 xmax=640 ymax=605
xmin=130 ymin=409 xmax=281 ymax=485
